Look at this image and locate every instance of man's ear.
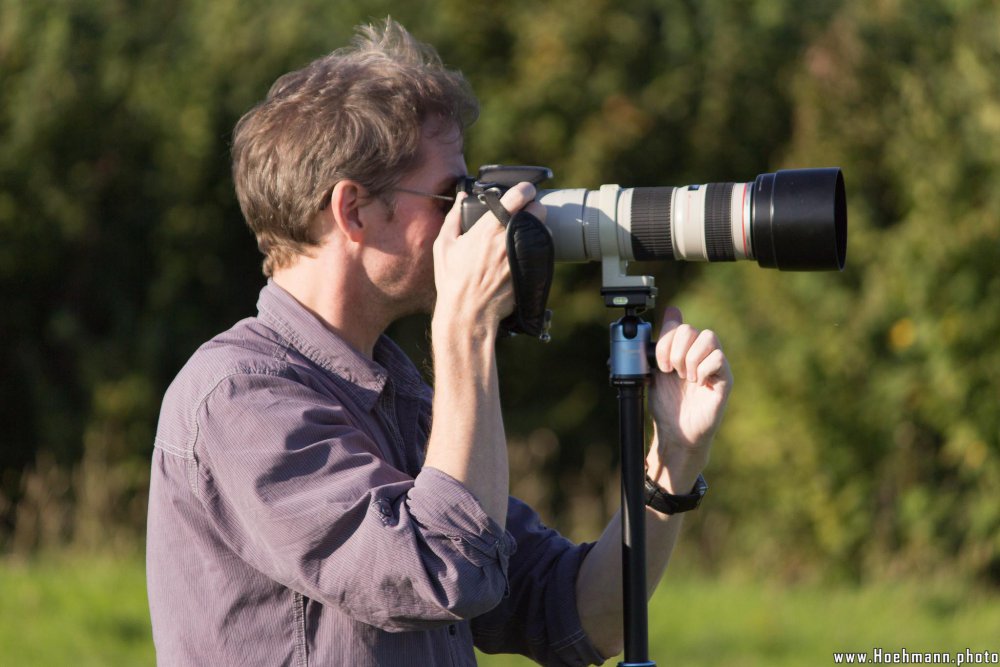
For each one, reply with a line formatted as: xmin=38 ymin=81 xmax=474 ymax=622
xmin=325 ymin=180 xmax=368 ymax=243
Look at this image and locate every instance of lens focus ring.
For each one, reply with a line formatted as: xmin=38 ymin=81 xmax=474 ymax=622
xmin=630 ymin=187 xmax=674 ymax=261
xmin=704 ymin=182 xmax=736 ymax=262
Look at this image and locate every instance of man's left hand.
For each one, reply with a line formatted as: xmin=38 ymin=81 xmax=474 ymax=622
xmin=646 ymin=306 xmax=733 ymax=493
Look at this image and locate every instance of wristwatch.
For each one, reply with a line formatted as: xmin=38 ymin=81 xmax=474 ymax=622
xmin=643 ymin=473 xmax=708 ymax=515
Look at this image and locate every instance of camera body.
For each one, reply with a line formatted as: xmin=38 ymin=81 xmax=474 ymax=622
xmin=459 ymin=166 xmax=554 ymax=232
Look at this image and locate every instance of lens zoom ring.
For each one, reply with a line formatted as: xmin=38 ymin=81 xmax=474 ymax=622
xmin=705 ymin=182 xmax=735 ymax=261
xmin=630 ymin=188 xmax=674 ymax=261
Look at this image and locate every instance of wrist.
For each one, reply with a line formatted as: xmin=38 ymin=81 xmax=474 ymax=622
xmin=431 ymin=321 xmax=497 ymax=356
xmin=430 ymin=322 xmax=499 ymax=396
xmin=432 ymin=308 xmax=500 ymax=345
xmin=645 ymin=447 xmax=709 ymax=496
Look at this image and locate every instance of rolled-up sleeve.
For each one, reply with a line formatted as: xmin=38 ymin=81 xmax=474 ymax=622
xmin=472 ymin=498 xmax=605 ymax=666
xmin=194 ymin=371 xmax=515 ymax=632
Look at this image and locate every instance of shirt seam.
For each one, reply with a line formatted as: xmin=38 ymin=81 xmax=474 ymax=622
xmin=153 ymin=437 xmax=192 ymax=460
xmin=186 ymin=366 xmax=298 ymax=499
xmin=292 ymin=591 xmax=307 ymax=667
xmin=550 ymin=627 xmax=588 ymax=651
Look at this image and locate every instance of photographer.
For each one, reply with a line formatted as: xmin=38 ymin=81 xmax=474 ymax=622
xmin=146 ymin=18 xmax=731 ymax=666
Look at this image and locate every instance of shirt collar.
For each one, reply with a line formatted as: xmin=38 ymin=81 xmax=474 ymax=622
xmin=255 ymin=280 xmax=426 ymax=410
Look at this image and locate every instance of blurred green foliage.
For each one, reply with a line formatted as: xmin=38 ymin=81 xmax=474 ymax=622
xmin=1 ymin=0 xmax=998 ymax=587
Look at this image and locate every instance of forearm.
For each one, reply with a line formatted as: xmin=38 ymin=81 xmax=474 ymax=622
xmin=422 ymin=324 xmax=509 ymax=527
xmin=575 ymin=444 xmax=708 ymax=658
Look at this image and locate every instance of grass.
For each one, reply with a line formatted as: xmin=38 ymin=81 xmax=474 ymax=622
xmin=636 ymin=570 xmax=999 ymax=667
xmin=478 ymin=568 xmax=1000 ymax=666
xmin=0 ymin=553 xmax=153 ymax=666
xmin=1 ymin=555 xmax=997 ymax=666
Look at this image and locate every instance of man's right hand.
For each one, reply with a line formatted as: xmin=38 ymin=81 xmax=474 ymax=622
xmin=431 ymin=182 xmax=544 ymax=338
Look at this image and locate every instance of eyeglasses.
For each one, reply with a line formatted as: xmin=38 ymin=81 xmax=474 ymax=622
xmin=393 ymin=187 xmax=457 ymax=214
xmin=318 ymin=186 xmax=457 ymax=212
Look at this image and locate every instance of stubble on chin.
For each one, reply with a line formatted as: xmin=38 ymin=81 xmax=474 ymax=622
xmin=387 ymin=278 xmax=436 ymax=321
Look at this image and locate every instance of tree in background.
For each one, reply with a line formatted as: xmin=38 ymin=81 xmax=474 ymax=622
xmin=1 ymin=0 xmax=997 ymax=586
xmin=0 ymin=0 xmax=344 ymax=549
xmin=679 ymin=0 xmax=1000 ymax=582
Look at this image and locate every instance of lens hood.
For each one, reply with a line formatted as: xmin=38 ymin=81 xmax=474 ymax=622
xmin=752 ymin=168 xmax=847 ymax=271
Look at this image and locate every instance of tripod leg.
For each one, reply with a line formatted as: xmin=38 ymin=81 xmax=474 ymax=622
xmin=610 ymin=313 xmax=657 ymax=666
xmin=619 ymin=383 xmax=655 ymax=666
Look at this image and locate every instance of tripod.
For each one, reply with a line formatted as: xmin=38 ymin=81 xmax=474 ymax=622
xmin=605 ymin=286 xmax=658 ymax=667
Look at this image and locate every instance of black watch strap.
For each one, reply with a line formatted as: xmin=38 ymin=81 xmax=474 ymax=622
xmin=644 ymin=473 xmax=708 ymax=515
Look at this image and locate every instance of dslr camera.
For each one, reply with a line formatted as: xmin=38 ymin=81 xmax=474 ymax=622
xmin=457 ymin=165 xmax=846 ymax=333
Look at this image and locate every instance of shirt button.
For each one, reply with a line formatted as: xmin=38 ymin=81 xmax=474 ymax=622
xmin=448 ymin=624 xmax=457 ymax=636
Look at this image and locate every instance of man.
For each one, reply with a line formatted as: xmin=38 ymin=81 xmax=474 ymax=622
xmin=146 ymin=18 xmax=732 ymax=667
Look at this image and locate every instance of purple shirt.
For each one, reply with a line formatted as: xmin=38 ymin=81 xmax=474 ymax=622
xmin=146 ymin=281 xmax=604 ymax=666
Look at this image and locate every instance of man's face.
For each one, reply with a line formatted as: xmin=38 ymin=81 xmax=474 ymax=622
xmin=362 ymin=122 xmax=467 ymax=317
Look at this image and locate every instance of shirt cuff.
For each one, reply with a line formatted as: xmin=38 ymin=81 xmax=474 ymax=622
xmin=407 ymin=467 xmax=517 ymax=570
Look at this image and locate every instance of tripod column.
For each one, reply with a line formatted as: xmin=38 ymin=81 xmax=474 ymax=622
xmin=610 ymin=313 xmax=656 ymax=667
